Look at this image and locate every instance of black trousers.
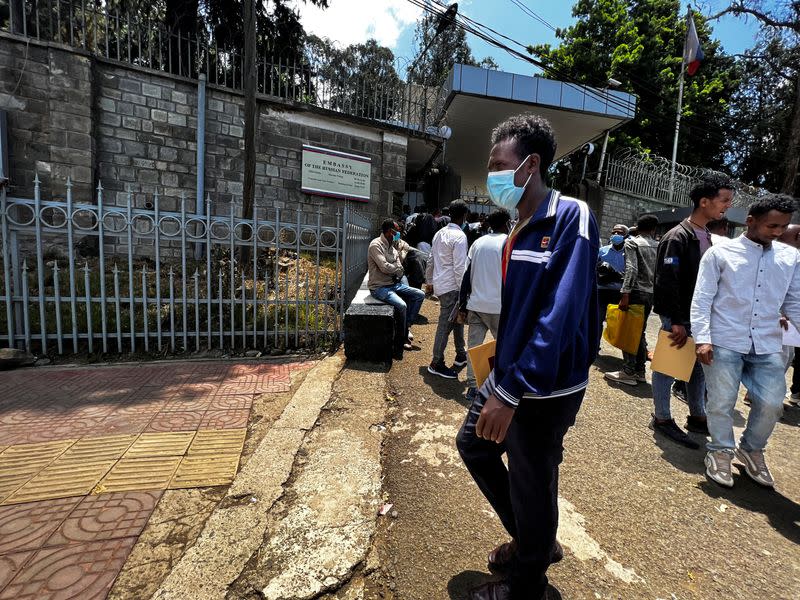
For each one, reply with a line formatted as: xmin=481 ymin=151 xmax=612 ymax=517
xmin=456 ymin=389 xmax=585 ymax=600
xmin=792 ymin=349 xmax=800 ymax=395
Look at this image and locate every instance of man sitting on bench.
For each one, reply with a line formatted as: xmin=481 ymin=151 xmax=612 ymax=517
xmin=368 ymin=219 xmax=426 ymax=356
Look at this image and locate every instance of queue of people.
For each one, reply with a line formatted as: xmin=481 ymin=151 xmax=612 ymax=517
xmin=365 ymin=111 xmax=798 ymax=600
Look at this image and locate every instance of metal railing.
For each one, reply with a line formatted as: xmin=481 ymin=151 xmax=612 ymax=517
xmin=605 ymin=149 xmax=763 ymax=208
xmin=0 ymin=0 xmax=445 ymax=132
xmin=0 ymin=176 xmax=372 ymax=356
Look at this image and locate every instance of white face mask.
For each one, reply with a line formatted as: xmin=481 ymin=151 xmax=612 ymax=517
xmin=486 ymin=154 xmax=533 ymax=210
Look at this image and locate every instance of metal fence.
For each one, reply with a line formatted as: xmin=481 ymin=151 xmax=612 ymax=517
xmin=605 ymin=149 xmax=763 ymax=208
xmin=0 ymin=176 xmax=372 ymax=356
xmin=0 ymin=0 xmax=446 ymax=132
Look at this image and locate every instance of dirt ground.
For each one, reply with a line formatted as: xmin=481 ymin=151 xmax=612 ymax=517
xmin=367 ymin=300 xmax=800 ymax=600
xmin=108 ymin=364 xmax=313 ymax=600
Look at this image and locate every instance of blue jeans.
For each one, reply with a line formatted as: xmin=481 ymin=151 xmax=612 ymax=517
xmin=702 ymin=345 xmax=786 ymax=452
xmin=651 ymin=316 xmax=706 ymax=420
xmin=370 ymin=282 xmax=425 ymax=336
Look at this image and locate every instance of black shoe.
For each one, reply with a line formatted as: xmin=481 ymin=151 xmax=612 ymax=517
xmin=672 ymin=383 xmax=687 ymax=404
xmin=650 ymin=416 xmax=700 ymax=449
xmin=428 ymin=362 xmax=457 ymax=379
xmin=466 ymin=387 xmax=478 ymax=403
xmin=453 ymin=353 xmax=468 ymax=368
xmin=686 ymin=415 xmax=709 ymax=435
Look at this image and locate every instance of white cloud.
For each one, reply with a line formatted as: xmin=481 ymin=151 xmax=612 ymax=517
xmin=293 ymin=0 xmax=424 ymax=50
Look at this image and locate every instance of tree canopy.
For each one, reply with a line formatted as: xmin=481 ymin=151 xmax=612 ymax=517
xmin=529 ymin=0 xmax=738 ymax=170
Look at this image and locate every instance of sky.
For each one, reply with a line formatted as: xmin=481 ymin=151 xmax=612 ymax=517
xmin=294 ymin=0 xmax=777 ymax=77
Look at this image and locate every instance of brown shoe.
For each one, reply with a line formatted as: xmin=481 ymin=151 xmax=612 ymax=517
xmin=488 ymin=540 xmax=564 ymax=575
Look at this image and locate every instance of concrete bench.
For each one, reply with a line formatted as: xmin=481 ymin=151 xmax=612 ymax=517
xmin=344 ymin=274 xmax=401 ymax=363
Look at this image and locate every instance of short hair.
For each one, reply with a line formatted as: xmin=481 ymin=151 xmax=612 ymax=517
xmin=690 ymin=174 xmax=734 ymax=208
xmin=612 ymin=224 xmax=629 ymax=235
xmin=449 ymin=199 xmax=468 ymax=220
xmin=707 ymin=217 xmax=729 ymax=233
xmin=636 ymin=214 xmax=658 ymax=232
xmin=487 ymin=208 xmax=511 ymax=231
xmin=748 ymin=194 xmax=797 ymax=218
xmin=491 ymin=114 xmax=557 ymax=181
xmin=381 ymin=218 xmax=396 ymax=233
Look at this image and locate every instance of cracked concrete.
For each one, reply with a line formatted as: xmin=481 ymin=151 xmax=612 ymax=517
xmin=229 ymin=362 xmax=387 ymax=600
xmin=150 ymin=354 xmax=346 ymax=600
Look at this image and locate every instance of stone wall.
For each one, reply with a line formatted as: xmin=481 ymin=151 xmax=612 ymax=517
xmin=0 ymin=34 xmax=406 ymax=229
xmin=598 ymin=188 xmax=680 ymax=242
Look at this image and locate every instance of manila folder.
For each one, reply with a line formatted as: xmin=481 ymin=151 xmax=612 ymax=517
xmin=651 ymin=330 xmax=696 ymax=382
xmin=467 ymin=339 xmax=496 ymax=389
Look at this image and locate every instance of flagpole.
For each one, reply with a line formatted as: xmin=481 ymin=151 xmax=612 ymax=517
xmin=668 ymin=6 xmax=690 ymax=204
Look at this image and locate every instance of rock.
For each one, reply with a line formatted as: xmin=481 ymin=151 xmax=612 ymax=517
xmin=34 ymin=357 xmax=53 ymax=366
xmin=343 ymin=303 xmax=395 ymax=363
xmin=0 ymin=348 xmax=36 ymax=370
xmin=245 ymin=350 xmax=262 ymax=358
xmin=270 ymin=348 xmax=285 ymax=356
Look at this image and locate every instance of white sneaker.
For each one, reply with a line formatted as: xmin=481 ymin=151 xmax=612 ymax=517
xmin=705 ymin=451 xmax=734 ymax=488
xmin=735 ymin=448 xmax=774 ymax=488
xmin=604 ymin=370 xmax=638 ymax=386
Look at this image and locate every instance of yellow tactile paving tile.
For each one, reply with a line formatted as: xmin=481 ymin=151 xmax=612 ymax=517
xmin=123 ymin=432 xmax=196 ymax=458
xmin=0 ymin=440 xmax=76 ymax=503
xmin=93 ymin=456 xmax=182 ymax=493
xmin=61 ymin=434 xmax=138 ymax=461
xmin=169 ymin=455 xmax=241 ymax=489
xmin=4 ymin=458 xmax=116 ymax=505
xmin=187 ymin=429 xmax=246 ymax=456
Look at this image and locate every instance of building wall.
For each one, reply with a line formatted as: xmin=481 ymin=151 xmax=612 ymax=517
xmin=0 ymin=34 xmax=405 ymax=230
xmin=598 ymin=188 xmax=680 ymax=242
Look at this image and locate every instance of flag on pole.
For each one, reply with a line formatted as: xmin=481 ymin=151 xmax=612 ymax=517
xmin=685 ymin=13 xmax=704 ymax=76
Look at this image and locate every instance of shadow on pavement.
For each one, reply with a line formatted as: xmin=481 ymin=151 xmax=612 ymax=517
xmin=653 ymin=433 xmax=706 ymax=475
xmin=418 ymin=366 xmax=469 ymax=407
xmin=345 ymin=360 xmax=390 ymax=374
xmin=697 ymin=476 xmax=800 ymax=545
xmin=447 ymin=570 xmax=499 ymax=600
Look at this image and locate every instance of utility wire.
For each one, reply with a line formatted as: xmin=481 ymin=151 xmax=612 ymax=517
xmin=409 ymin=0 xmax=781 ymax=166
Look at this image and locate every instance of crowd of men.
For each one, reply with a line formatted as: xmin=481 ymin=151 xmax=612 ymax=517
xmin=365 ymin=112 xmax=799 ymax=600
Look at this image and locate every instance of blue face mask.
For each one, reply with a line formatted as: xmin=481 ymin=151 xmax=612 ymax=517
xmin=610 ymin=234 xmax=625 ymax=245
xmin=486 ymin=155 xmax=533 ymax=210
xmin=392 ymin=232 xmax=401 ymax=243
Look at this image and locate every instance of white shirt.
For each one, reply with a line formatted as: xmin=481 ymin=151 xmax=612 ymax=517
xmin=425 ymin=223 xmax=468 ymax=295
xmin=466 ymin=233 xmax=506 ymax=314
xmin=691 ymin=235 xmax=800 ymax=354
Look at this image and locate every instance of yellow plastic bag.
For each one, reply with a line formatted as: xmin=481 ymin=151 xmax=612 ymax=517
xmin=603 ymin=304 xmax=645 ymax=354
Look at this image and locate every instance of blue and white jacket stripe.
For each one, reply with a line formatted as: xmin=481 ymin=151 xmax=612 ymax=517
xmin=479 ymin=191 xmax=600 ymax=407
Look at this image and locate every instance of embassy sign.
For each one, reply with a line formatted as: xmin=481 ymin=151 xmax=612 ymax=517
xmin=301 ymin=145 xmax=372 ymax=202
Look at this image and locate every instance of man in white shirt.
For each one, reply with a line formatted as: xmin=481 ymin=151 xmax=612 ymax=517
xmin=425 ymin=200 xmax=469 ymax=379
xmin=692 ymin=195 xmax=800 ymax=489
xmin=458 ymin=209 xmax=511 ymax=399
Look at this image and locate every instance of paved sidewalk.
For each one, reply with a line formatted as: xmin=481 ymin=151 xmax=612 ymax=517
xmin=0 ymin=359 xmax=314 ymax=600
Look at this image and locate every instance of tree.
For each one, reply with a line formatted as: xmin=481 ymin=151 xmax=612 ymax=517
xmin=408 ymin=11 xmax=496 ymax=87
xmin=712 ymin=0 xmax=799 ymax=195
xmin=529 ymin=0 xmax=738 ymax=170
xmin=306 ymin=36 xmax=403 ymax=120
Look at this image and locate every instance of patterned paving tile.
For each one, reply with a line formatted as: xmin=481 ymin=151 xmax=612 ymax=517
xmin=122 ymin=432 xmax=195 ymax=458
xmin=169 ymin=455 xmax=241 ymax=489
xmin=45 ymin=491 xmax=162 ymax=546
xmin=0 ymin=551 xmax=34 ymax=591
xmin=0 ymin=537 xmax=137 ymax=600
xmin=97 ymin=413 xmax=154 ymax=437
xmin=199 ymin=409 xmax=250 ymax=430
xmin=4 ymin=459 xmax=115 ymax=506
xmin=160 ymin=397 xmax=214 ymax=413
xmin=208 ymin=395 xmax=253 ymax=411
xmin=0 ymin=441 xmax=75 ymax=504
xmin=60 ymin=436 xmax=138 ymax=462
xmin=145 ymin=410 xmax=205 ymax=432
xmin=0 ymin=498 xmax=82 ymax=554
xmin=0 ymin=428 xmax=22 ymax=448
xmin=94 ymin=458 xmax=181 ymax=494
xmin=187 ymin=429 xmax=247 ymax=456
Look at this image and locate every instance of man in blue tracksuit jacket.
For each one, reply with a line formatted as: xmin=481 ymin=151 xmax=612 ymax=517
xmin=457 ymin=114 xmax=599 ymax=600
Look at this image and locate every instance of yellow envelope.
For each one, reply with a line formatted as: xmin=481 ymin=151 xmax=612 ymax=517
xmin=651 ymin=330 xmax=697 ymax=381
xmin=467 ymin=339 xmax=496 ymax=389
